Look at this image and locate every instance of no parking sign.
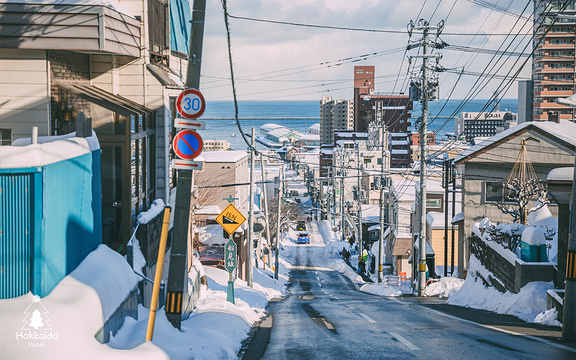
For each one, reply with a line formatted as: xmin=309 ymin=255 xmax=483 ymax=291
xmin=172 ymin=129 xmax=203 ymax=160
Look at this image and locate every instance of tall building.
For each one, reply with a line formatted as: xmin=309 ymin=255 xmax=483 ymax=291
xmin=353 ymin=75 xmax=413 ymax=167
xmin=533 ymin=1 xmax=576 ymax=121
xmin=319 ymin=95 xmax=354 ymax=145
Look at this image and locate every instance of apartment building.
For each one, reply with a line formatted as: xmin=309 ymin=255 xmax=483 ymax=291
xmin=320 ymin=95 xmax=354 ymax=145
xmin=533 ymin=0 xmax=576 ymax=121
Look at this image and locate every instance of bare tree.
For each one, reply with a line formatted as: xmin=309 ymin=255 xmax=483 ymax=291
xmin=498 ymin=177 xmax=549 ymax=224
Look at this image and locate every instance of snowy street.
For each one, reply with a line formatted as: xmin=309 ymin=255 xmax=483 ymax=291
xmin=241 ymin=221 xmax=576 ymax=360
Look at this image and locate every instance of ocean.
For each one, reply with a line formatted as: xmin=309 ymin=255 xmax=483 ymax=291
xmin=200 ymin=99 xmax=518 ymax=151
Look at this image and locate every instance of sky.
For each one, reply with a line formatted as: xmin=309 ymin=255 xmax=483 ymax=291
xmin=198 ymin=0 xmax=535 ymax=102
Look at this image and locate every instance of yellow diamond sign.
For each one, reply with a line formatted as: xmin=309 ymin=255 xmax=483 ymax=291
xmin=216 ymin=203 xmax=247 ymax=235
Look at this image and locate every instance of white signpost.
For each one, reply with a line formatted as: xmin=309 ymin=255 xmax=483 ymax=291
xmin=175 ymin=118 xmax=206 ymax=130
xmin=171 ymin=159 xmax=203 ymax=171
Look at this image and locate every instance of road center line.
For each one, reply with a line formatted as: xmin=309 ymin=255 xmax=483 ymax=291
xmin=388 ymin=331 xmax=421 ymax=351
xmin=358 ymin=312 xmax=376 ymax=323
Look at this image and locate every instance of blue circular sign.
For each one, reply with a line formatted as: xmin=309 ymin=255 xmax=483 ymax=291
xmin=173 ymin=130 xmax=203 ymax=160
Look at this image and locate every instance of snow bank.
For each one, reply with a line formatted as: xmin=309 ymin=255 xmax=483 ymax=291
xmin=0 ymin=245 xmax=165 ymax=359
xmin=70 ymin=245 xmax=139 ymax=320
xmin=448 ymin=255 xmax=554 ymax=323
xmin=359 ymin=284 xmax=406 ymax=297
xmin=424 ymin=277 xmax=464 ymax=298
xmin=110 ymin=264 xmax=285 ymax=360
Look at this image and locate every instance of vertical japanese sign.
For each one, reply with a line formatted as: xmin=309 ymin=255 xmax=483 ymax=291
xmin=225 ymin=239 xmax=237 ymax=273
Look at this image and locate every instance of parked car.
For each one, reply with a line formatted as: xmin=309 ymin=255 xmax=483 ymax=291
xmin=297 ymin=232 xmax=310 ymax=244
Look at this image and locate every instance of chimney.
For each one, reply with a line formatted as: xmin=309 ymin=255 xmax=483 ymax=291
xmin=547 ymin=111 xmax=559 ymax=123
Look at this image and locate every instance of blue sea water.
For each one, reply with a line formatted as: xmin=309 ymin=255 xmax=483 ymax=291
xmin=200 ymin=99 xmax=518 ymax=151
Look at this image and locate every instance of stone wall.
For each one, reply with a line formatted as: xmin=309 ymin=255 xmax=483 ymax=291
xmin=470 ymin=235 xmax=514 ymax=292
xmin=470 ymin=235 xmax=556 ymax=293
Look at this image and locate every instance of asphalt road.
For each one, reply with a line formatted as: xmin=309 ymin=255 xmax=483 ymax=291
xmin=241 ymin=222 xmax=576 ymax=360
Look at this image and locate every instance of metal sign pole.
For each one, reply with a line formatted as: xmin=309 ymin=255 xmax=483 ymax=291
xmin=165 ymin=0 xmax=206 ymax=330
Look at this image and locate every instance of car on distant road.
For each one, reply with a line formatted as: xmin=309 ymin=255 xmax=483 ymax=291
xmin=296 ymin=220 xmax=306 ymax=231
xmin=297 ymin=232 xmax=310 ymax=244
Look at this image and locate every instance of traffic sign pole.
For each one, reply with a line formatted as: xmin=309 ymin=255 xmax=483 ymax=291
xmin=165 ymin=0 xmax=206 ymax=331
xmin=225 ymin=239 xmax=237 ymax=304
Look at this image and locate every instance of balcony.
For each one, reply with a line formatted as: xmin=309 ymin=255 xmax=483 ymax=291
xmin=534 ymin=90 xmax=573 ymax=97
xmin=0 ymin=3 xmax=140 ymax=57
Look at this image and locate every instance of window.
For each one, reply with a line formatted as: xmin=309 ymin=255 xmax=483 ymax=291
xmin=0 ymin=129 xmax=11 ymax=146
xmin=426 ymin=198 xmax=442 ymax=208
xmin=484 ymin=181 xmax=503 ymax=203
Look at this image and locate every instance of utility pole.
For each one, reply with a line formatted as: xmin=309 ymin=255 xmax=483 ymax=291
xmin=247 ymin=127 xmax=255 ymax=287
xmin=378 ymin=125 xmax=385 ymax=283
xmin=408 ymin=19 xmax=443 ymax=296
xmin=357 ymin=143 xmax=363 ymax=258
xmin=341 ymin=157 xmax=346 ymax=243
xmin=563 ymin=159 xmax=576 ymax=340
xmin=274 ymin=163 xmax=283 ymax=279
xmin=165 ymin=0 xmax=206 ymax=329
xmin=260 ymin=153 xmax=272 ymax=270
xmin=444 ymin=159 xmax=449 ymax=278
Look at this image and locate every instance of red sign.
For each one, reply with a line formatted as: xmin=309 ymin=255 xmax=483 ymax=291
xmin=173 ymin=130 xmax=203 ymax=160
xmin=176 ymin=88 xmax=206 ymax=119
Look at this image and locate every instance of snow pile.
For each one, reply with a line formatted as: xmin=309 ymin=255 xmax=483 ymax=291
xmin=1 ymin=131 xmax=99 ymax=169
xmin=359 ymin=284 xmax=406 ymax=297
xmin=424 ymin=277 xmax=464 ymax=298
xmin=110 ymin=265 xmax=285 ymax=359
xmin=137 ymin=199 xmax=166 ymax=225
xmin=0 ymin=245 xmax=164 ymax=359
xmin=448 ymin=255 xmax=554 ymax=323
xmin=534 ymin=308 xmax=562 ymax=327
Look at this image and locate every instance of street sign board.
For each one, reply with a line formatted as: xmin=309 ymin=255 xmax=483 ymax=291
xmin=224 ymin=239 xmax=237 ymax=273
xmin=176 ymin=88 xmax=206 ymax=119
xmin=171 ymin=159 xmax=203 ymax=171
xmin=173 ymin=129 xmax=203 ymax=160
xmin=175 ymin=118 xmax=206 ymax=130
xmin=216 ymin=203 xmax=247 ymax=235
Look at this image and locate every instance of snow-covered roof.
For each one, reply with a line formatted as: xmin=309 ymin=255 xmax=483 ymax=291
xmin=2 ymin=131 xmax=100 ymax=169
xmin=308 ymin=123 xmax=320 ymax=131
xmin=260 ymin=123 xmax=287 ymax=133
xmin=268 ymin=128 xmax=293 ymax=138
xmin=451 ymin=212 xmax=464 ymax=224
xmin=201 ymin=150 xmax=248 ymax=163
xmin=547 ymin=167 xmax=574 ymax=182
xmin=454 ymin=120 xmax=576 ymax=165
xmin=298 ymin=133 xmax=320 ymax=140
xmin=199 ymin=224 xmax=227 ymax=245
xmin=196 ymin=205 xmax=222 ymax=215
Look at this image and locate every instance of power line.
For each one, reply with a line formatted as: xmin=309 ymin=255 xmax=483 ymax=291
xmin=227 ymin=13 xmax=532 ymax=36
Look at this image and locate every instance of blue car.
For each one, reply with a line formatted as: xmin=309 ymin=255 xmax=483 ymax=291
xmin=297 ymin=232 xmax=310 ymax=244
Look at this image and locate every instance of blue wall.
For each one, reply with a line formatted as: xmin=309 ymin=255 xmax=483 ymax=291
xmin=35 ymin=150 xmax=102 ymax=296
xmin=0 ymin=150 xmax=102 ymax=298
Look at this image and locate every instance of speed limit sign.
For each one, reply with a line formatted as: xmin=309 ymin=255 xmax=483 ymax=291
xmin=176 ymin=88 xmax=206 ymax=119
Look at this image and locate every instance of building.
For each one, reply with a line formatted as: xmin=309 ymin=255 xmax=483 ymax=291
xmin=353 ymin=67 xmax=413 ymax=168
xmin=0 ymin=0 xmax=200 ymax=251
xmin=195 ymin=150 xmax=250 ymax=215
xmin=319 ymin=95 xmax=354 ymax=145
xmin=411 ymin=132 xmax=436 ymax=146
xmin=453 ymin=120 xmax=576 ymax=278
xmin=533 ymin=1 xmax=576 ymax=121
xmin=455 ymin=111 xmax=518 ymax=143
xmin=308 ymin=123 xmax=320 ymax=135
xmin=203 ymin=140 xmax=230 ymax=151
